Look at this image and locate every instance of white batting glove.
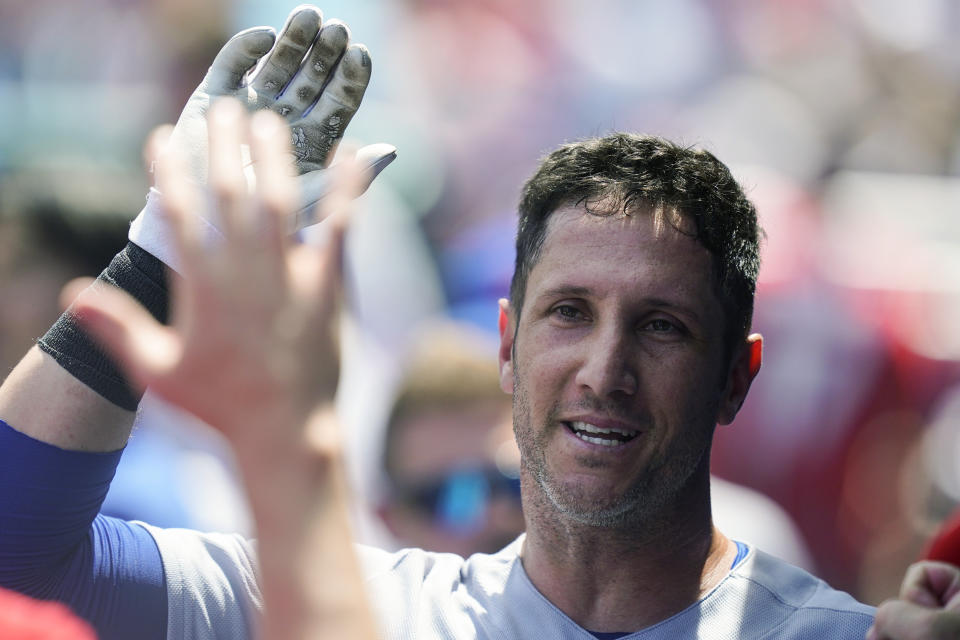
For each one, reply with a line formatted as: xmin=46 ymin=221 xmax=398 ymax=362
xmin=130 ymin=5 xmax=396 ymax=272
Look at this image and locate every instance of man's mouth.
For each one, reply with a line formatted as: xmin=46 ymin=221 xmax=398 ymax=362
xmin=565 ymin=421 xmax=639 ymax=447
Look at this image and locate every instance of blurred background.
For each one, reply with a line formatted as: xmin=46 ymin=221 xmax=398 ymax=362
xmin=3 ymin=0 xmax=960 ymax=606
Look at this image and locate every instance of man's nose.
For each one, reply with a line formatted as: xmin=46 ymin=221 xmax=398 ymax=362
xmin=573 ymin=325 xmax=638 ymax=397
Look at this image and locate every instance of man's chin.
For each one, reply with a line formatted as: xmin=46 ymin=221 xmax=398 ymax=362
xmin=541 ymin=480 xmax=646 ymax=528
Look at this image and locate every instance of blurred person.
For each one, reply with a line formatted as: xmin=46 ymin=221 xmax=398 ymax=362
xmin=0 ymin=4 xmax=877 ymax=640
xmin=381 ymin=0 xmax=578 ymax=245
xmin=376 ymin=323 xmax=523 ymax=556
xmin=0 ymin=203 xmax=128 ymax=374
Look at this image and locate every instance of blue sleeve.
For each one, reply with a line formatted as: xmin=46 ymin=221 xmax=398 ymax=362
xmin=0 ymin=419 xmax=167 ymax=640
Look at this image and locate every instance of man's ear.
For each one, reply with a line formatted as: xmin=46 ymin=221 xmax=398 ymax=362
xmin=498 ymin=298 xmax=515 ymax=394
xmin=717 ymin=333 xmax=763 ymax=425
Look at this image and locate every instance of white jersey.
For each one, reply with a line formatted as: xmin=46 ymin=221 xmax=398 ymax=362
xmin=143 ymin=526 xmax=874 ymax=639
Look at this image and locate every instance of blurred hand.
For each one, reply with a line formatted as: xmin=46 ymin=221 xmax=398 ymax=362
xmin=70 ymin=100 xmax=379 ymax=639
xmin=131 ymin=5 xmax=395 ymax=271
xmin=70 ymin=98 xmax=365 ymax=446
xmin=868 ymin=561 xmax=960 ymax=640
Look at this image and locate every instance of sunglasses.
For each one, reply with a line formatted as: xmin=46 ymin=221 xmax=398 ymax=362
xmin=392 ymin=466 xmax=522 ymax=534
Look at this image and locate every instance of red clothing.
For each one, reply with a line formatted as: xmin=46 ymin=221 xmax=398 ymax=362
xmin=925 ymin=510 xmax=960 ymax=568
xmin=0 ymin=587 xmax=96 ymax=639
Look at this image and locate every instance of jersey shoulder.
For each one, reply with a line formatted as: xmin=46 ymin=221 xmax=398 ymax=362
xmin=724 ymin=546 xmax=875 ymax=638
xmin=140 ymin=523 xmax=262 ymax=640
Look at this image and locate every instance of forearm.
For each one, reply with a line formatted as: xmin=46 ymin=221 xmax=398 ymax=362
xmin=236 ymin=406 xmax=379 ymax=640
xmin=0 ymin=347 xmax=135 ymax=452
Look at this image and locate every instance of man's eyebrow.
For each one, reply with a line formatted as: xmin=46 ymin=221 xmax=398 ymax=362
xmin=642 ymin=297 xmax=703 ymax=323
xmin=536 ymin=285 xmax=592 ymax=299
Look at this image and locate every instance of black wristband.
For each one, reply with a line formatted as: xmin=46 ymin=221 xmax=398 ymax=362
xmin=38 ymin=241 xmax=170 ymax=411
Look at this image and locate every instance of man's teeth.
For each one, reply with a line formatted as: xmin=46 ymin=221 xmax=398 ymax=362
xmin=576 ymin=433 xmax=622 ymax=447
xmin=569 ymin=421 xmax=637 ymax=436
xmin=568 ymin=421 xmax=638 ymax=447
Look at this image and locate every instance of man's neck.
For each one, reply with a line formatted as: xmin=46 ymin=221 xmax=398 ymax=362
xmin=518 ymin=473 xmax=735 ymax=633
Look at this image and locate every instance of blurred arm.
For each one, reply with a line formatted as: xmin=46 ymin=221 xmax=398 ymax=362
xmin=0 ymin=346 xmax=136 ymax=451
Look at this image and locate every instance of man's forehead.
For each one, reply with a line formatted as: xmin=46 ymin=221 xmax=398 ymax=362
xmin=523 ymin=203 xmax=722 ymax=314
xmin=547 ymin=198 xmax=696 ymax=228
xmin=540 ymin=202 xmax=702 ymax=253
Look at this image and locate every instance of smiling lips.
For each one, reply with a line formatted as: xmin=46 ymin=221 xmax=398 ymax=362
xmin=566 ymin=421 xmax=639 ymax=447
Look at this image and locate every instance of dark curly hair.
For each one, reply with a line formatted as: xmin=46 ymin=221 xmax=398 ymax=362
xmin=510 ymin=133 xmax=762 ymax=352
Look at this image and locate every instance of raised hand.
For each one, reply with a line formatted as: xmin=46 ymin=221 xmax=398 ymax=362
xmin=73 ymin=98 xmax=359 ymax=440
xmin=69 ymin=99 xmax=380 ymax=640
xmin=177 ymin=6 xmax=372 ymax=176
xmin=131 ymin=5 xmax=395 ymax=271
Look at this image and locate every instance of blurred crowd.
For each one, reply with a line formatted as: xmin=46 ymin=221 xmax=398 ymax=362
xmin=3 ymin=0 xmax=960 ymax=607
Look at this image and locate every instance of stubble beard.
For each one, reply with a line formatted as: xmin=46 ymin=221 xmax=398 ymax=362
xmin=511 ymin=365 xmax=714 ymax=531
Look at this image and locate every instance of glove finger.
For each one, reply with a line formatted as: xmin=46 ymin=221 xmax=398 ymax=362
xmin=296 ymin=44 xmax=371 ymax=172
xmin=292 ymin=143 xmax=396 ymax=230
xmin=204 ymin=28 xmax=277 ymax=96
xmin=250 ymin=5 xmax=322 ymax=98
xmin=271 ymin=20 xmax=349 ymax=121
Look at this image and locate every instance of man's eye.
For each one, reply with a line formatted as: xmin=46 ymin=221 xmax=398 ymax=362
xmin=646 ymin=319 xmax=676 ymax=332
xmin=553 ymin=305 xmax=582 ymax=321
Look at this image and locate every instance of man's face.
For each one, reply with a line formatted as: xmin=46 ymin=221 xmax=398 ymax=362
xmin=499 ymin=204 xmax=753 ymax=527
